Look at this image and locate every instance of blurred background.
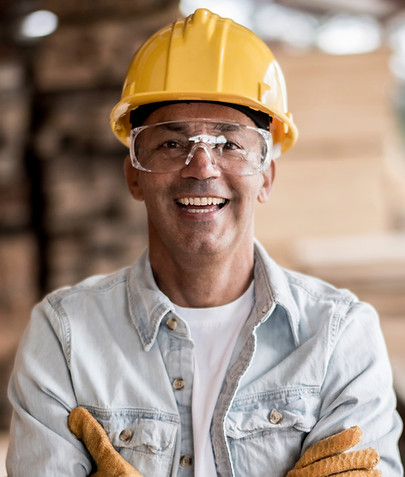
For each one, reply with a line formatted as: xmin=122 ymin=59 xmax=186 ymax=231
xmin=1 ymin=0 xmax=405 ymax=471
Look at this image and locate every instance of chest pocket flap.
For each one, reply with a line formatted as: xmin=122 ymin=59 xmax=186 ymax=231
xmin=88 ymin=408 xmax=178 ymax=475
xmin=226 ymin=386 xmax=320 ymax=439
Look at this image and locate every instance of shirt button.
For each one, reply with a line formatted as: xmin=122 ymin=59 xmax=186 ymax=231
xmin=166 ymin=317 xmax=178 ymax=331
xmin=269 ymin=408 xmax=283 ymax=425
xmin=180 ymin=455 xmax=193 ymax=467
xmin=119 ymin=428 xmax=133 ymax=443
xmin=173 ymin=378 xmax=185 ymax=390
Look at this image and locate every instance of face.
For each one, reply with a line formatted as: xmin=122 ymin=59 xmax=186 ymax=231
xmin=124 ymin=102 xmax=275 ymax=261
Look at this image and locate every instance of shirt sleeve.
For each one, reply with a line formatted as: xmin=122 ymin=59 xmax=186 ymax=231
xmin=304 ymin=300 xmax=403 ymax=475
xmin=6 ymin=297 xmax=93 ymax=476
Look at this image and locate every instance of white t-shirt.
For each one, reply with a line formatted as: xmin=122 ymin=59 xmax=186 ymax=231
xmin=173 ymin=282 xmax=255 ymax=476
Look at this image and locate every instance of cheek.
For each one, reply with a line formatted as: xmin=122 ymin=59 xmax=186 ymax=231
xmin=135 ymin=174 xmax=162 ymax=203
xmin=141 ymin=187 xmax=159 ymax=212
xmin=230 ymin=177 xmax=264 ymax=210
xmin=141 ymin=181 xmax=171 ymax=215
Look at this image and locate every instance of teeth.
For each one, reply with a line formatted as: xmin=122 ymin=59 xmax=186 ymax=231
xmin=188 ymin=208 xmax=212 ymax=214
xmin=178 ymin=197 xmax=226 ymax=206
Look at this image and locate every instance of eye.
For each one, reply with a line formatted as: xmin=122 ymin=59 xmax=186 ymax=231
xmin=160 ymin=140 xmax=183 ymax=149
xmin=222 ymin=141 xmax=242 ymax=151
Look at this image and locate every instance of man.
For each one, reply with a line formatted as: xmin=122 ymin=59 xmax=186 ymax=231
xmin=6 ymin=8 xmax=403 ymax=477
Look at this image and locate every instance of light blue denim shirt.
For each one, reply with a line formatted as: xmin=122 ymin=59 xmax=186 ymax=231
xmin=7 ymin=241 xmax=403 ymax=476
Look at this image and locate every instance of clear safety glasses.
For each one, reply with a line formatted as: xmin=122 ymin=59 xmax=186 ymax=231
xmin=129 ymin=119 xmax=273 ymax=175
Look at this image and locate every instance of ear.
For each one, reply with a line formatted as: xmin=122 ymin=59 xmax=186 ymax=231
xmin=257 ymin=160 xmax=276 ymax=204
xmin=124 ymin=155 xmax=144 ymax=201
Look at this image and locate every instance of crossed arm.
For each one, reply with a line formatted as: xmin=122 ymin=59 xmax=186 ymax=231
xmin=68 ymin=406 xmax=381 ymax=477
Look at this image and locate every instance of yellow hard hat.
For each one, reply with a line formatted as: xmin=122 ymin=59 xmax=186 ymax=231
xmin=110 ymin=8 xmax=298 ymax=158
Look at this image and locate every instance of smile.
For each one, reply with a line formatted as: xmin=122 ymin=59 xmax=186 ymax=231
xmin=176 ymin=197 xmax=227 ymax=214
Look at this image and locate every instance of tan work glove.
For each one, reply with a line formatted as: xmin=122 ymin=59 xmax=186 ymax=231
xmin=287 ymin=426 xmax=381 ymax=476
xmin=68 ymin=406 xmax=143 ymax=477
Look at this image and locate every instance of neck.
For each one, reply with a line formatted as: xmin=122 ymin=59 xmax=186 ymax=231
xmin=149 ymin=244 xmax=255 ymax=308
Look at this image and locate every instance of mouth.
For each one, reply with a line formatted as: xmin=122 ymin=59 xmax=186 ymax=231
xmin=176 ymin=197 xmax=227 ymax=214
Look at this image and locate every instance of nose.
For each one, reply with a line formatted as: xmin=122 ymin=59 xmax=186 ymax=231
xmin=180 ymin=142 xmax=221 ymax=180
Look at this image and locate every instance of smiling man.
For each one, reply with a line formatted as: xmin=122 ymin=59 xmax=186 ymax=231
xmin=6 ymin=8 xmax=403 ymax=477
xmin=126 ymin=102 xmax=274 ymax=308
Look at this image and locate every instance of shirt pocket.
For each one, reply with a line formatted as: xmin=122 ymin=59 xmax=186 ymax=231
xmin=225 ymin=386 xmax=320 ymax=477
xmin=89 ymin=408 xmax=179 ymax=477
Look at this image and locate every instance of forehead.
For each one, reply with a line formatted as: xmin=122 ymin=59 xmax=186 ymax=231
xmin=142 ymin=102 xmax=256 ymax=127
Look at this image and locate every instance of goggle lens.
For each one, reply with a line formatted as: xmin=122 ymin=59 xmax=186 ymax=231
xmin=129 ymin=119 xmax=272 ymax=175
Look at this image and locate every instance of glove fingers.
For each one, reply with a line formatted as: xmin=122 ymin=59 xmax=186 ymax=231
xmin=294 ymin=426 xmax=362 ymax=469
xmin=337 ymin=471 xmax=382 ymax=476
xmin=68 ymin=407 xmax=143 ymax=477
xmin=286 ymin=448 xmax=379 ymax=477
xmin=286 ymin=467 xmax=382 ymax=477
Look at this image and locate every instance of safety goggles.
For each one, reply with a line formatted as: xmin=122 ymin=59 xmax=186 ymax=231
xmin=129 ymin=119 xmax=273 ymax=175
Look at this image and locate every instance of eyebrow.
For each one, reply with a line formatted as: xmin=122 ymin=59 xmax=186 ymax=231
xmin=156 ymin=122 xmax=189 ymax=133
xmin=214 ymin=123 xmax=241 ymax=132
xmin=155 ymin=121 xmax=243 ymax=134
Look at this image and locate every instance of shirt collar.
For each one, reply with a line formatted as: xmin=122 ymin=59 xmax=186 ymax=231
xmin=127 ymin=249 xmax=174 ymax=351
xmin=253 ymin=240 xmax=300 ymax=346
xmin=127 ymin=242 xmax=301 ymax=351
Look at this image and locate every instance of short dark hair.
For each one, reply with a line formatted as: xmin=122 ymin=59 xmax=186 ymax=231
xmin=129 ymin=101 xmax=272 ymax=130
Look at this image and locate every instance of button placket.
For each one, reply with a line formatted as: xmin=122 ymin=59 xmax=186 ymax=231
xmin=173 ymin=377 xmax=185 ymax=390
xmin=158 ymin=313 xmax=194 ymax=469
xmin=180 ymin=455 xmax=193 ymax=467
